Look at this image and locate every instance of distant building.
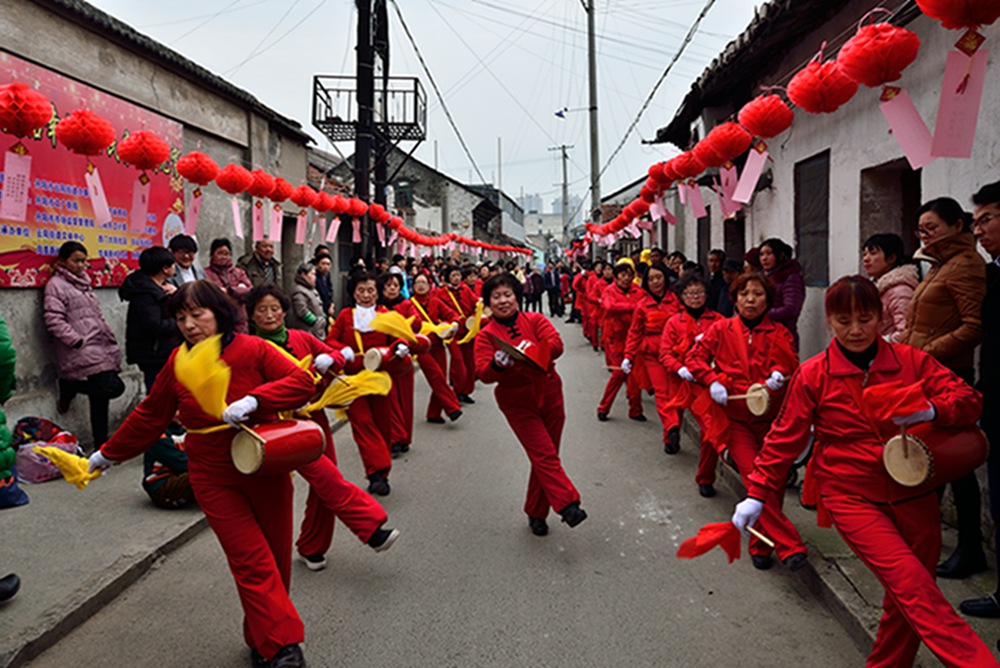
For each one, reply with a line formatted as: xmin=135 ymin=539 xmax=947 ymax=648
xmin=551 ymin=194 xmax=583 ymax=228
xmin=518 ymin=193 xmax=544 ymax=215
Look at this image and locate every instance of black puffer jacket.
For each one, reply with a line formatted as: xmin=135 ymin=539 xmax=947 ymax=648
xmin=118 ymin=271 xmax=180 ymax=370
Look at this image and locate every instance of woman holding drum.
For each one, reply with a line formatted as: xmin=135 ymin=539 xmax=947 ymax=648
xmin=409 ymin=273 xmax=465 ymax=425
xmin=246 ymin=285 xmax=398 ymax=572
xmin=87 ymin=280 xmax=317 ymax=668
xmin=732 ymin=276 xmax=994 ymax=668
xmin=378 ymin=271 xmax=423 ymax=456
xmin=686 ymin=271 xmax=806 ymax=570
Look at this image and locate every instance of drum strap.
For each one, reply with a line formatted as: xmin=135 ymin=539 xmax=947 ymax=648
xmin=354 ymin=329 xmax=364 ymax=354
xmin=412 ymin=298 xmax=434 ymax=325
xmin=446 ymin=289 xmax=466 ymax=318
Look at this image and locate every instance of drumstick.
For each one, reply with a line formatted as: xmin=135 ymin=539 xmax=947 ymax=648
xmin=728 ymin=393 xmax=751 ymax=401
xmin=332 ymin=374 xmax=351 ymax=386
xmin=900 ymin=425 xmax=910 ymax=459
xmin=605 ymin=365 xmax=623 ymax=371
xmin=237 ymin=423 xmax=266 ymax=444
xmin=746 ymin=526 xmax=776 ymax=548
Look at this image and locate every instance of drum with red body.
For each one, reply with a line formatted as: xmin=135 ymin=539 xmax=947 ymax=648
xmin=882 ymin=423 xmax=988 ymax=493
xmin=231 ymin=419 xmax=325 ymax=476
xmin=411 ymin=334 xmax=432 ymax=356
xmin=363 ymin=345 xmax=409 ymax=374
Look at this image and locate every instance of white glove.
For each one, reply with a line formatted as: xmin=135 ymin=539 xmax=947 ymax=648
xmin=694 ymin=333 xmax=704 ymax=342
xmin=338 ymin=347 xmax=355 ymax=363
xmin=678 ymin=366 xmax=695 ymax=382
xmin=709 ymin=381 xmax=728 ymax=405
xmin=621 ymin=358 xmax=632 ymax=374
xmin=394 ymin=343 xmax=410 ymax=358
xmin=88 ymin=450 xmax=114 ymax=474
xmin=765 ymin=370 xmax=786 ymax=391
xmin=314 ymin=353 xmax=335 ymax=374
xmin=493 ymin=350 xmax=514 ymax=368
xmin=893 ymin=403 xmax=936 ymax=426
xmin=222 ymin=395 xmax=259 ymax=427
xmin=732 ymin=498 xmax=764 ymax=536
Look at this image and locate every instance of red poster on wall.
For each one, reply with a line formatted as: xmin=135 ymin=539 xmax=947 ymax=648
xmin=0 ymin=51 xmax=183 ymax=288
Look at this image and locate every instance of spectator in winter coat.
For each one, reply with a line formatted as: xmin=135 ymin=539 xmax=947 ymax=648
xmin=707 ymin=249 xmax=726 ymax=311
xmin=861 ymin=233 xmax=919 ymax=343
xmin=715 ymin=259 xmax=741 ymax=317
xmin=312 ymin=254 xmax=335 ymax=320
xmin=237 ymin=239 xmax=282 ymax=290
xmin=166 ymin=234 xmax=206 ymax=287
xmin=119 ymin=246 xmax=181 ymax=392
xmin=287 ymin=263 xmax=326 ymax=340
xmin=43 ymin=241 xmax=124 ymax=451
xmin=204 ymin=238 xmax=252 ymax=334
xmin=759 ymin=238 xmax=805 ymax=351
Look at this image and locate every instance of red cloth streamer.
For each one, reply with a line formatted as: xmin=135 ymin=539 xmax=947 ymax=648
xmin=270 ymin=177 xmax=293 ymax=202
xmin=737 ymin=94 xmax=794 ymax=139
xmin=176 ymin=151 xmax=220 ymax=185
xmin=916 ymin=0 xmax=1000 ymax=31
xmin=838 ymin=23 xmax=921 ymax=88
xmin=215 ymin=164 xmax=253 ymax=195
xmin=0 ymin=82 xmax=52 ymax=138
xmin=676 ymin=522 xmax=742 ymax=563
xmin=787 ymin=60 xmax=859 ymax=114
xmin=861 ymin=380 xmax=928 ymax=422
xmin=117 ymin=130 xmax=171 ymax=171
xmin=55 ymin=109 xmax=116 ymax=155
xmin=246 ymin=169 xmax=276 ymax=199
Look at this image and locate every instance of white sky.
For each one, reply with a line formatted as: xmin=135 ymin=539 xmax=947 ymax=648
xmin=87 ymin=0 xmax=762 ymax=213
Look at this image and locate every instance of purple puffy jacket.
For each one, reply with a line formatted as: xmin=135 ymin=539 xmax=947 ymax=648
xmin=43 ymin=266 xmax=121 ymax=380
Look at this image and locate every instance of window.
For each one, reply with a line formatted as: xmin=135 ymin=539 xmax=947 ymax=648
xmin=724 ymin=213 xmax=745 ymax=264
xmin=794 ymin=150 xmax=830 ymax=287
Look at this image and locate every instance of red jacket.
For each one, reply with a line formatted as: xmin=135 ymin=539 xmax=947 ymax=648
xmin=685 ymin=315 xmax=799 ymax=423
xmin=474 ymin=312 xmax=564 ymax=390
xmin=658 ymin=309 xmax=723 ymax=372
xmin=600 ymin=281 xmax=643 ymax=353
xmin=436 ymin=284 xmax=477 ymax=338
xmin=572 ymin=273 xmax=588 ymax=311
xmin=386 ymin=298 xmax=424 ymax=331
xmin=624 ymin=291 xmax=682 ymax=359
xmin=326 ymin=306 xmax=395 ymax=354
xmin=747 ymin=338 xmax=982 ymax=503
xmin=585 ymin=274 xmax=609 ymax=318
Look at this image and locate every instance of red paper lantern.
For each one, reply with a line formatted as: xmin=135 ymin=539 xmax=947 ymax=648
xmin=289 ymin=184 xmax=318 ymax=209
xmin=787 ymin=60 xmax=859 ymax=114
xmin=369 ymin=203 xmax=389 ymax=223
xmin=176 ymin=151 xmax=220 ymax=186
xmin=916 ymin=0 xmax=1000 ymax=31
xmin=346 ymin=197 xmax=368 ymax=218
xmin=640 ymin=186 xmax=656 ymax=203
xmin=387 ymin=216 xmax=403 ymax=230
xmin=314 ymin=191 xmax=334 ymax=213
xmin=632 ymin=200 xmax=650 ymax=217
xmin=838 ymin=23 xmax=921 ymax=88
xmin=737 ymin=94 xmax=794 ymax=139
xmin=661 ymin=159 xmax=683 ymax=182
xmin=330 ymin=195 xmax=349 ymax=215
xmin=215 ymin=164 xmax=253 ymax=195
xmin=246 ymin=169 xmax=276 ymax=199
xmin=55 ymin=109 xmax=116 ymax=156
xmin=117 ymin=130 xmax=171 ymax=171
xmin=648 ymin=162 xmax=670 ymax=186
xmin=0 ymin=82 xmax=52 ymax=138
xmin=270 ymin=177 xmax=293 ymax=202
xmin=672 ymin=151 xmax=706 ymax=180
xmin=695 ymin=122 xmax=753 ymax=167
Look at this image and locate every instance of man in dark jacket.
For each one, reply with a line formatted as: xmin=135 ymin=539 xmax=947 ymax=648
xmin=237 ymin=239 xmax=282 ymax=290
xmin=543 ymin=262 xmax=562 ymax=317
xmin=707 ymin=249 xmax=726 ymax=310
xmin=118 ymin=247 xmax=180 ymax=392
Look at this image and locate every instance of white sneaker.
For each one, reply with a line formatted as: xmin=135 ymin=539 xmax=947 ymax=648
xmin=298 ymin=553 xmax=327 ymax=571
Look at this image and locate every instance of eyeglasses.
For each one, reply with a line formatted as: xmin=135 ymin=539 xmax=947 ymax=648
xmin=973 ymin=212 xmax=997 ymax=230
xmin=683 ymin=290 xmax=707 ymax=297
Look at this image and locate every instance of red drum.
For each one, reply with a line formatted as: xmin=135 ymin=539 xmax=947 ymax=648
xmin=363 ymin=346 xmax=408 ymax=374
xmin=882 ymin=423 xmax=988 ymax=492
xmin=231 ymin=420 xmax=324 ymax=476
xmin=411 ymin=334 xmax=432 ymax=356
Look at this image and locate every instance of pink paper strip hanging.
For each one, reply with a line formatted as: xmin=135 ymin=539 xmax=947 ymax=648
xmin=269 ymin=205 xmax=283 ymax=239
xmin=719 ymin=164 xmax=739 ymax=200
xmin=251 ymin=201 xmax=264 ymax=242
xmin=387 ymin=230 xmax=397 ymax=246
xmin=325 ymin=218 xmax=342 ymax=243
xmin=636 ymin=219 xmax=654 ymax=231
xmin=0 ymin=151 xmax=30 ymax=223
xmin=295 ymin=210 xmax=308 ymax=244
xmin=351 ymin=219 xmax=362 ymax=243
xmin=650 ymin=195 xmax=666 ymax=222
xmin=931 ymin=50 xmax=989 ymax=159
xmin=84 ymin=166 xmax=113 ymax=230
xmin=129 ymin=175 xmax=151 ymax=233
xmin=662 ymin=207 xmax=678 ymax=226
xmin=185 ymin=188 xmax=202 ymax=236
xmin=880 ymin=89 xmax=935 ymax=169
xmin=677 ymin=182 xmax=688 ymax=205
xmin=687 ymin=183 xmax=707 ymax=219
xmin=733 ymin=146 xmax=768 ymax=204
xmin=231 ymin=197 xmax=243 ymax=239
xmin=376 ymin=223 xmax=386 ymax=245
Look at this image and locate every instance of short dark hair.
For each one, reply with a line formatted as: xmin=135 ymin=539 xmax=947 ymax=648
xmin=760 ymin=237 xmax=793 ymax=263
xmin=482 ymin=272 xmax=523 ymax=304
xmin=442 ymin=265 xmax=462 ymax=282
xmin=168 ymin=234 xmax=198 ymax=253
xmin=314 ymin=244 xmax=329 ymax=257
xmin=709 ymin=248 xmax=726 ymax=259
xmin=392 ymin=253 xmax=405 ymax=263
xmin=58 ymin=241 xmax=87 ymax=260
xmin=674 ymin=272 xmax=710 ymax=298
xmin=210 ymin=238 xmax=232 ymax=255
xmin=649 ymin=247 xmax=664 ymax=255
xmin=168 ymin=280 xmax=239 ymax=335
xmin=729 ymin=271 xmax=776 ymax=309
xmin=668 ymin=250 xmax=687 ymax=263
xmin=245 ymin=284 xmax=291 ymax=315
xmin=916 ymin=197 xmax=969 ymax=231
xmin=862 ymin=233 xmax=908 ymax=269
xmin=641 ymin=261 xmax=672 ymax=293
xmin=825 ymin=275 xmax=882 ymax=319
xmin=347 ymin=270 xmax=378 ymax=299
xmin=139 ymin=246 xmax=175 ymax=275
xmin=972 ymin=181 xmax=1000 ymax=208
xmin=377 ymin=271 xmax=403 ymax=293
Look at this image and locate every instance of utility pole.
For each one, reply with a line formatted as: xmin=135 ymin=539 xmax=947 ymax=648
xmin=585 ymin=0 xmax=600 ymax=226
xmin=355 ymin=0 xmax=374 ymax=262
xmin=549 ymin=144 xmax=572 ymax=238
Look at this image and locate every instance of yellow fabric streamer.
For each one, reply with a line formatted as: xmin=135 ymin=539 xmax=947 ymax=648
xmin=420 ymin=320 xmax=458 ymax=341
xmin=457 ymin=300 xmax=484 ymax=345
xmin=32 ymin=446 xmax=101 ymax=490
xmin=300 ymin=370 xmax=392 ymax=415
xmin=173 ymin=334 xmax=230 ymax=420
xmin=370 ymin=311 xmax=418 ymax=344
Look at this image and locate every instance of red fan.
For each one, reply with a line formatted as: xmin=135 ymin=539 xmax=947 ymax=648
xmin=270 ymin=177 xmax=293 ymax=203
xmin=313 ymin=191 xmax=334 ymax=213
xmin=676 ymin=522 xmax=742 ymax=563
xmin=0 ymin=82 xmax=52 ymax=138
xmin=838 ymin=23 xmax=921 ymax=88
xmin=117 ymin=130 xmax=171 ymax=171
xmin=289 ymin=184 xmax=318 ymax=209
xmin=787 ymin=60 xmax=859 ymax=114
xmin=176 ymin=151 xmax=220 ymax=185
xmin=246 ymin=169 xmax=276 ymax=199
xmin=737 ymin=94 xmax=794 ymax=139
xmin=216 ymin=164 xmax=253 ymax=195
xmin=55 ymin=109 xmax=116 ymax=155
xmin=916 ymin=0 xmax=1000 ymax=31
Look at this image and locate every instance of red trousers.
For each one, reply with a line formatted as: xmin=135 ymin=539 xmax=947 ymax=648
xmin=346 ymin=395 xmax=392 ymax=478
xmin=459 ymin=341 xmax=476 ymax=396
xmin=824 ymin=493 xmax=998 ymax=668
xmin=295 ymin=424 xmax=388 ymax=558
xmin=598 ymin=348 xmax=643 ymax=417
xmin=420 ymin=347 xmax=462 ymax=419
xmin=194 ymin=471 xmax=301 ymax=661
xmin=388 ymin=364 xmax=414 ymax=447
xmin=646 ymin=359 xmax=718 ymax=484
xmin=727 ymin=420 xmax=804 ymax=560
xmin=496 ymin=376 xmax=579 ymax=519
xmin=447 ymin=340 xmax=468 ymax=394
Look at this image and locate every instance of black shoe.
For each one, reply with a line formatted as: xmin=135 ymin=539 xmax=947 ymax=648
xmin=426 ymin=417 xmax=446 ymax=424
xmin=698 ymin=484 xmax=716 ymax=498
xmin=629 ymin=414 xmax=647 ymax=422
xmin=597 ymin=412 xmax=609 ymax=422
xmin=0 ymin=574 xmax=20 ymax=602
xmin=368 ymin=527 xmax=400 ymax=552
xmin=664 ymin=427 xmax=680 ymax=455
xmin=528 ymin=518 xmax=549 ymax=536
xmin=937 ymin=547 xmax=988 ymax=579
xmin=783 ymin=552 xmax=808 ymax=572
xmin=297 ymin=553 xmax=327 ymax=571
xmin=367 ymin=475 xmax=390 ymax=497
xmin=559 ymin=502 xmax=587 ymax=528
xmin=447 ymin=409 xmax=463 ymax=422
xmin=390 ymin=443 xmax=403 ymax=458
xmin=270 ymin=644 xmax=306 ymax=668
xmin=399 ymin=443 xmax=410 ymax=453
xmin=250 ymin=648 xmax=268 ymax=668
xmin=751 ymin=555 xmax=774 ymax=570
xmin=960 ymin=594 xmax=1000 ymax=618
xmin=57 ymin=379 xmax=74 ymax=414
xmin=457 ymin=394 xmax=475 ymax=404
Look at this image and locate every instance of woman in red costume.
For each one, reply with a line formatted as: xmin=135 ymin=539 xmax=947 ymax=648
xmin=409 ymin=273 xmax=464 ymax=424
xmin=596 ymin=261 xmax=645 ymax=421
xmin=246 ymin=284 xmax=398 ymax=573
xmin=88 ymin=281 xmax=312 ymax=667
xmin=437 ymin=265 xmax=478 ymax=404
xmin=378 ymin=271 xmax=425 ymax=456
xmin=733 ymin=276 xmax=996 ymax=668
xmin=656 ymin=274 xmax=724 ymax=496
xmin=326 ymin=270 xmax=411 ymax=496
xmin=686 ymin=271 xmax=806 ymax=570
xmin=585 ymin=260 xmax=611 ymax=349
xmin=474 ymin=272 xmax=587 ymax=536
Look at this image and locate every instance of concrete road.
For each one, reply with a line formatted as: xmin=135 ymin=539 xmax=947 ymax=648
xmin=27 ymin=319 xmax=864 ymax=668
